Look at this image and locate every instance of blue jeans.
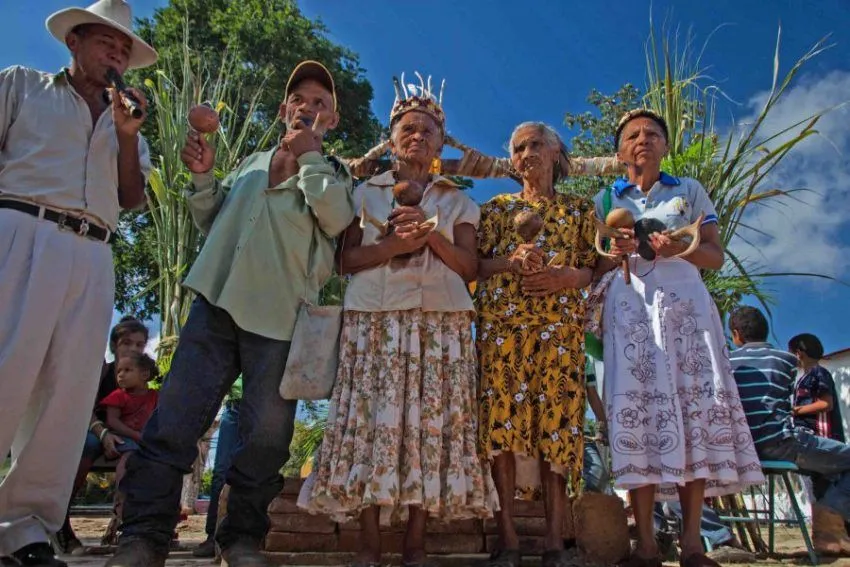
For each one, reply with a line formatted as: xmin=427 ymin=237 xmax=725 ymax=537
xmin=82 ymin=431 xmax=105 ymax=461
xmin=759 ymin=427 xmax=850 ymax=519
xmin=118 ymin=297 xmax=297 ymax=553
xmin=654 ymin=502 xmax=733 ymax=548
xmin=583 ymin=440 xmax=609 ymax=493
xmin=204 ymin=401 xmax=240 ymax=537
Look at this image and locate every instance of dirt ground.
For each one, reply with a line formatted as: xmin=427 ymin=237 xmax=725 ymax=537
xmin=64 ymin=515 xmax=850 ymax=566
xmin=71 ymin=514 xmax=208 ymax=543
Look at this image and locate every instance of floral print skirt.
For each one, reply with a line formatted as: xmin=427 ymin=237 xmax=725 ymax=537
xmin=298 ymin=309 xmax=498 ymax=524
xmin=602 ymin=257 xmax=764 ymax=499
xmin=477 ymin=315 xmax=587 ymax=497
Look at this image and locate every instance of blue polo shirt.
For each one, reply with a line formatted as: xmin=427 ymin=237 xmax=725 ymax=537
xmin=729 ymin=342 xmax=798 ymax=448
xmin=592 ymin=172 xmax=718 ymax=230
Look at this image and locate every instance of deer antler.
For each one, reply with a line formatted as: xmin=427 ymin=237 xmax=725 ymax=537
xmin=594 ymin=208 xmax=635 ymax=285
xmin=666 ymin=213 xmax=705 ymax=258
xmin=359 ymin=202 xmax=389 ymax=236
xmin=593 ymin=216 xmax=632 ymax=259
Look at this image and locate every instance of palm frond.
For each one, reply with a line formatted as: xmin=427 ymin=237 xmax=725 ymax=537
xmin=643 ymin=18 xmax=842 ymax=319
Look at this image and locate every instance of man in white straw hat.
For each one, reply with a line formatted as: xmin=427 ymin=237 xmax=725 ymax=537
xmin=106 ymin=60 xmax=353 ymax=567
xmin=0 ymin=1 xmax=156 ymax=565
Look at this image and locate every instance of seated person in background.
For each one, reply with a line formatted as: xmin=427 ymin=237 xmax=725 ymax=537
xmin=101 ymin=353 xmax=159 ymax=476
xmin=54 ymin=317 xmax=149 ymax=555
xmin=99 ymin=353 xmax=160 ymax=545
xmin=788 ymin=332 xmax=849 ymax=549
xmin=788 ymin=333 xmax=844 ymax=443
xmin=730 ymin=307 xmax=850 ymax=554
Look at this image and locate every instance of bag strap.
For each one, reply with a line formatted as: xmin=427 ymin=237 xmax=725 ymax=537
xmin=318 ymin=225 xmax=347 ymax=306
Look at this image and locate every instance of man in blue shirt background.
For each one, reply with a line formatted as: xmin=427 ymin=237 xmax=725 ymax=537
xmin=730 ymin=306 xmax=850 ymax=554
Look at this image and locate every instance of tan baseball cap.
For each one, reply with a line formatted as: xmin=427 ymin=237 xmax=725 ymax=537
xmin=285 ymin=60 xmax=337 ymax=111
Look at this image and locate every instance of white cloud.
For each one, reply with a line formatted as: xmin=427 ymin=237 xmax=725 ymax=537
xmin=729 ymin=70 xmax=850 ymax=277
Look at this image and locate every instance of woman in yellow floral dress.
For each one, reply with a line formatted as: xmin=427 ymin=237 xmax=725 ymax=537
xmin=476 ymin=122 xmax=599 ymax=567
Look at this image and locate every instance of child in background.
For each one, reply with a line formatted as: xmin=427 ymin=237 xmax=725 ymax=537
xmin=788 ymin=333 xmax=845 ymax=443
xmin=99 ymin=353 xmax=159 ymax=544
xmin=787 ymin=332 xmax=850 ymax=550
xmin=101 ymin=353 xmax=160 ymax=467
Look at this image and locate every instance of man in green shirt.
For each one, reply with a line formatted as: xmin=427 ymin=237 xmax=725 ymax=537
xmin=107 ymin=61 xmax=354 ymax=567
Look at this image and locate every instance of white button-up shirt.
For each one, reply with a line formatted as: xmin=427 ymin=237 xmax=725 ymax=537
xmin=0 ymin=66 xmax=152 ymax=231
xmin=344 ymin=170 xmax=480 ymax=313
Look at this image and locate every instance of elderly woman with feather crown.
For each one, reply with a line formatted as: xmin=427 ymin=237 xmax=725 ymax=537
xmin=299 ymin=74 xmax=497 ymax=567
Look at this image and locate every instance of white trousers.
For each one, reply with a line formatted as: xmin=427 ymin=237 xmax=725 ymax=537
xmin=0 ymin=209 xmax=114 ymax=554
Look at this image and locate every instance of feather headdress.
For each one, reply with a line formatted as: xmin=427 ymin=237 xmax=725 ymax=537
xmin=390 ymin=71 xmax=446 ymax=130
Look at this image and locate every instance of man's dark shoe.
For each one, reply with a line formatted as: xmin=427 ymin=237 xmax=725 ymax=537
xmin=9 ymin=543 xmax=68 ymax=566
xmin=221 ymin=539 xmax=271 ymax=567
xmin=103 ymin=539 xmax=167 ymax=567
xmin=51 ymin=517 xmax=83 ymax=556
xmin=192 ymin=537 xmax=216 ymax=558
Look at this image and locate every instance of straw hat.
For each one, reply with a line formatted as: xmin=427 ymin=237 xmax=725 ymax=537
xmin=46 ymin=0 xmax=158 ymax=69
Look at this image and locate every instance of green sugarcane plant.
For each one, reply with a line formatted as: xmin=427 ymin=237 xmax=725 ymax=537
xmin=139 ymin=38 xmax=277 ymax=362
xmin=643 ymin=19 xmax=846 ymax=319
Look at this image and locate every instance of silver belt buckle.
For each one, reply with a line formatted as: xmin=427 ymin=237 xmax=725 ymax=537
xmin=57 ymin=212 xmax=71 ymax=232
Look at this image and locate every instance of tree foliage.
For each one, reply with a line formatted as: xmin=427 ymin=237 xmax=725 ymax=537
xmin=560 ymin=85 xmax=640 ymax=198
xmin=114 ymin=0 xmax=382 ymax=318
xmin=134 ymin=0 xmax=381 ymax=157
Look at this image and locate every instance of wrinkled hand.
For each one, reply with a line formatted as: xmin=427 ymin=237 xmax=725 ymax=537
xmin=181 ymin=131 xmax=216 ymax=174
xmin=522 ymin=265 xmax=590 ymax=296
xmin=385 ymin=223 xmax=431 ymax=256
xmin=649 ymin=232 xmax=688 ymax=258
xmin=111 ymin=86 xmax=147 ymax=138
xmin=608 ymin=227 xmax=636 ymax=256
xmin=281 ymin=112 xmax=330 ymax=157
xmin=389 ymin=206 xmax=426 ymax=229
xmin=508 ymin=244 xmax=545 ymax=274
xmin=101 ymin=432 xmax=124 ymax=460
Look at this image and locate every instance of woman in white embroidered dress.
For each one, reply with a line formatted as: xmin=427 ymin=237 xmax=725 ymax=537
xmin=592 ymin=110 xmax=764 ymax=567
xmin=299 ymin=77 xmax=496 ymax=567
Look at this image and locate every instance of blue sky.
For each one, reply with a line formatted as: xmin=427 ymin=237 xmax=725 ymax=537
xmin=3 ymin=1 xmax=849 ymax=355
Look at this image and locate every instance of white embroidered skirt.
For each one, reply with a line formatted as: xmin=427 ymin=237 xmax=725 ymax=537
xmin=602 ymin=257 xmax=764 ymax=498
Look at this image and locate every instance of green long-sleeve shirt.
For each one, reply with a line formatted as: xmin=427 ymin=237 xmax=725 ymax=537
xmin=183 ymin=149 xmax=354 ymax=341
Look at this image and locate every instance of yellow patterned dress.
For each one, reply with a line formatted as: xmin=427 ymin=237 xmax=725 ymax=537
xmin=476 ymin=192 xmax=598 ymax=497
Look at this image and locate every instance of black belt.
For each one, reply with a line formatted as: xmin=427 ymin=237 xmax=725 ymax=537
xmin=0 ymin=199 xmax=111 ymax=243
